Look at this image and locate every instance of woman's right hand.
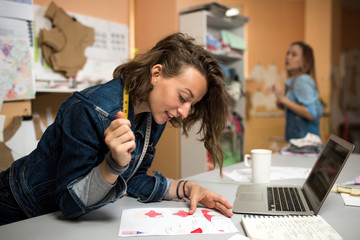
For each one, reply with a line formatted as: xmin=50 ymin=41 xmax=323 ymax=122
xmin=272 ymin=84 xmax=285 ymax=109
xmin=104 ymin=111 xmax=135 ymax=167
xmin=272 ymin=83 xmax=283 ymax=99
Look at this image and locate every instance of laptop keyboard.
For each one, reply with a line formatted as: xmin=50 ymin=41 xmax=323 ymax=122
xmin=267 ymin=187 xmax=306 ymax=212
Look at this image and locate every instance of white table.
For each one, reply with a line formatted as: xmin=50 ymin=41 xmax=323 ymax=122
xmin=1 ymin=153 xmax=359 ymax=240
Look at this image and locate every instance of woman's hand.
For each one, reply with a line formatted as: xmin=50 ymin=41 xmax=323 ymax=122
xmin=272 ymin=83 xmax=284 ymax=100
xmin=275 ymin=99 xmax=285 ymax=109
xmin=272 ymin=84 xmax=285 ymax=109
xmin=104 ymin=111 xmax=135 ymax=167
xmin=185 ymin=182 xmax=233 ymax=217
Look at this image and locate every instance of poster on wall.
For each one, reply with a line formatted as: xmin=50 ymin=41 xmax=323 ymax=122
xmin=0 ymin=0 xmax=35 ymax=102
xmin=0 ymin=36 xmax=35 ymax=101
xmin=33 ymin=4 xmax=129 ymax=91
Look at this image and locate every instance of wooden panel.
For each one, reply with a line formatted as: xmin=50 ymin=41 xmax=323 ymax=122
xmin=0 ymin=100 xmax=32 ymax=171
xmin=0 ymin=101 xmax=32 ymax=129
xmin=32 ymin=93 xmax=72 ymax=126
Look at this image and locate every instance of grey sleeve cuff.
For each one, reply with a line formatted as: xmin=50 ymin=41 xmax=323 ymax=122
xmin=162 ymin=178 xmax=173 ymax=200
xmin=104 ymin=152 xmax=129 ymax=175
xmin=72 ymin=165 xmax=117 ymax=207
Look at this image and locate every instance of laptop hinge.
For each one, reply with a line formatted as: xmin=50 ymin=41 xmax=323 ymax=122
xmin=302 ymin=188 xmax=314 ymax=211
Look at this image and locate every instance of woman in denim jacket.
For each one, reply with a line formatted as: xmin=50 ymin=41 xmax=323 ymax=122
xmin=0 ymin=33 xmax=233 ymax=225
xmin=273 ymin=41 xmax=323 ymax=141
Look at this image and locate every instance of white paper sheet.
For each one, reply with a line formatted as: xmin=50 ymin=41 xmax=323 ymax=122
xmin=0 ymin=115 xmax=6 ymax=142
xmin=341 ymin=193 xmax=360 ymax=207
xmin=5 ymin=120 xmax=38 ymax=160
xmin=227 ymin=233 xmax=250 ymax=240
xmin=0 ymin=0 xmax=33 ymax=21
xmin=118 ymin=207 xmax=238 ymax=237
xmin=241 ymin=215 xmax=342 ymax=240
xmin=224 ymin=166 xmax=311 ymax=183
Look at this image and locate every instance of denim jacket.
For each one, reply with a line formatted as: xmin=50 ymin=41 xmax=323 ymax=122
xmin=285 ymin=74 xmax=323 ymax=141
xmin=8 ymin=78 xmax=167 ymax=219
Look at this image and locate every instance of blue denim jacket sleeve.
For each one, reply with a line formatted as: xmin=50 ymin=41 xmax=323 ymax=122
xmin=127 ymin=171 xmax=168 ymax=203
xmin=292 ymin=75 xmax=321 ymax=119
xmin=55 ymin=99 xmax=125 ymax=219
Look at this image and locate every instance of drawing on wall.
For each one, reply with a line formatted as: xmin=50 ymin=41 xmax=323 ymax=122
xmin=118 ymin=208 xmax=238 ymax=237
xmin=1 ymin=38 xmax=35 ymax=101
xmin=0 ymin=1 xmax=35 ymax=102
xmin=246 ymin=63 xmax=287 ymax=116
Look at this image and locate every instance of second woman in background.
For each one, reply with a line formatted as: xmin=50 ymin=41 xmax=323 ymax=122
xmin=273 ymin=41 xmax=323 ymax=141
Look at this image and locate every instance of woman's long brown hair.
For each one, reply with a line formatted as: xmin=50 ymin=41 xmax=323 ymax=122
xmin=289 ymin=41 xmax=319 ymax=91
xmin=113 ymin=33 xmax=230 ymax=174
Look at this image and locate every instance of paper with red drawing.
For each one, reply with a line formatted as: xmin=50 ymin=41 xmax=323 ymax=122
xmin=118 ymin=207 xmax=238 ymax=237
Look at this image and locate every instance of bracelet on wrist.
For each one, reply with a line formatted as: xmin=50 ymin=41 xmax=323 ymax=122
xmin=183 ymin=180 xmax=189 ymax=200
xmin=176 ymin=180 xmax=184 ymax=200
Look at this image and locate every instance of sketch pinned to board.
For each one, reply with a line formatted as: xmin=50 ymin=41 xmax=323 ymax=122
xmin=118 ymin=207 xmax=238 ymax=237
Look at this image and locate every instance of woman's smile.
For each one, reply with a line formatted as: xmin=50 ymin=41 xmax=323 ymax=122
xmin=165 ymin=111 xmax=175 ymax=121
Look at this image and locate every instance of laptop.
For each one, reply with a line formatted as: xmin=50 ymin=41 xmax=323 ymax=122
xmin=233 ymin=134 xmax=355 ymax=215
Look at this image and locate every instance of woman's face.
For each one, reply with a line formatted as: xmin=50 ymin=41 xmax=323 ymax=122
xmin=148 ymin=65 xmax=207 ymax=124
xmin=285 ymin=44 xmax=304 ymax=75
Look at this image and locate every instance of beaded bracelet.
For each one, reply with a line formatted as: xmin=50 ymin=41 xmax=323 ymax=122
xmin=176 ymin=180 xmax=184 ymax=199
xmin=183 ymin=180 xmax=190 ymax=200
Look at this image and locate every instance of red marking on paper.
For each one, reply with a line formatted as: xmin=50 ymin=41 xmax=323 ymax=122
xmin=173 ymin=210 xmax=191 ymax=217
xmin=201 ymin=209 xmax=214 ymax=222
xmin=145 ymin=210 xmax=162 ymax=218
xmin=191 ymin=228 xmax=203 ymax=233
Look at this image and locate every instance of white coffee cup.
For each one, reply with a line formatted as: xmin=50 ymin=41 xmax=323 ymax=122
xmin=244 ymin=149 xmax=272 ymax=183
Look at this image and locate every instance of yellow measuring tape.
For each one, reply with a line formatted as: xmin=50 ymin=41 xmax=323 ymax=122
xmin=123 ymin=86 xmax=129 ymax=119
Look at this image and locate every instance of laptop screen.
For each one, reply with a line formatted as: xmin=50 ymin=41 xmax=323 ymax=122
xmin=304 ymin=135 xmax=353 ymax=213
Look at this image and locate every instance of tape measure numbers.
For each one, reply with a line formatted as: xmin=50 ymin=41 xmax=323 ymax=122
xmin=123 ymin=86 xmax=129 ymax=119
xmin=122 ymin=86 xmax=152 ymax=181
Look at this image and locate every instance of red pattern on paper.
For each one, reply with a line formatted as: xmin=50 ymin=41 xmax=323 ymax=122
xmin=145 ymin=210 xmax=162 ymax=218
xmin=191 ymin=227 xmax=203 ymax=233
xmin=173 ymin=210 xmax=191 ymax=217
xmin=201 ymin=209 xmax=214 ymax=222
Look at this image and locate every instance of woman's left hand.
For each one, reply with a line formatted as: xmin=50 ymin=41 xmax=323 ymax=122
xmin=186 ymin=182 xmax=233 ymax=217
